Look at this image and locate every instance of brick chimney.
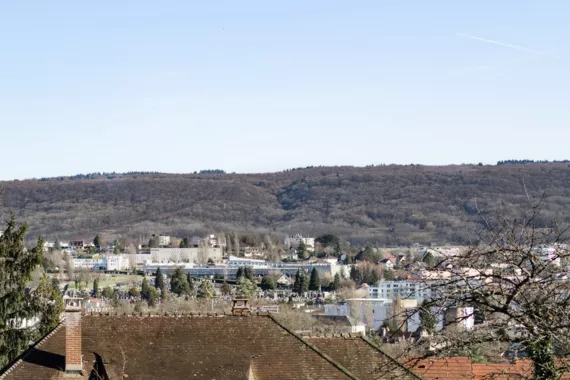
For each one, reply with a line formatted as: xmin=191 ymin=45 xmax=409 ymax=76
xmin=64 ymin=296 xmax=83 ymax=375
xmin=231 ymin=298 xmax=250 ymax=315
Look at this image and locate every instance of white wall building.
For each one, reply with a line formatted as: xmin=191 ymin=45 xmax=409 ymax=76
xmin=73 ymin=257 xmax=106 ymax=270
xmin=368 ymin=281 xmax=432 ymax=302
xmin=72 ymin=255 xmax=132 ymax=271
xmin=143 ymin=256 xmax=350 ymax=280
xmin=284 ymin=235 xmax=315 ymax=252
xmin=137 ymin=247 xmax=224 ymax=265
xmin=158 ymin=235 xmax=171 ymax=247
xmin=227 ymin=255 xmax=348 ymax=278
xmin=106 ymin=255 xmax=130 ymax=271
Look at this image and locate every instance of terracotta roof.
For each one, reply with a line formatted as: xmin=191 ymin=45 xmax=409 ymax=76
xmin=409 ymin=357 xmax=570 ymax=380
xmin=409 ymin=357 xmax=474 ymax=379
xmin=472 ymin=362 xmax=530 ymax=379
xmin=306 ymin=334 xmax=421 ymax=380
xmin=473 ymin=360 xmax=570 ymax=379
xmin=1 ymin=313 xmax=399 ymax=380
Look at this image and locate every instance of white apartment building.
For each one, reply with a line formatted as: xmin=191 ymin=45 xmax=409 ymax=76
xmin=73 ymin=257 xmax=106 ymax=270
xmin=106 ymin=255 xmax=130 ymax=271
xmin=284 ymin=235 xmax=315 ymax=252
xmin=73 ymin=255 xmax=132 ymax=271
xmin=368 ymin=281 xmax=432 ymax=302
xmin=158 ymin=235 xmax=171 ymax=246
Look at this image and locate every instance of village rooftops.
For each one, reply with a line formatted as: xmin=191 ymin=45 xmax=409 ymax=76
xmin=409 ymin=357 xmax=570 ymax=379
xmin=0 ymin=312 xmax=420 ymax=380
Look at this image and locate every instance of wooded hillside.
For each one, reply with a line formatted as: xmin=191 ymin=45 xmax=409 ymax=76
xmin=2 ymin=163 xmax=570 ymax=245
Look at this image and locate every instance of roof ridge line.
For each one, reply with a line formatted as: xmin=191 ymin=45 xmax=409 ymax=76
xmin=267 ymin=314 xmax=360 ymax=380
xmin=0 ymin=322 xmax=64 ymax=379
xmin=360 ymin=335 xmax=424 ymax=379
xmin=301 ymin=332 xmax=363 ymax=339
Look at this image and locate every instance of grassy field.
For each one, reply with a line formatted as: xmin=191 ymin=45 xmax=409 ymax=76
xmin=66 ymin=274 xmax=144 ymax=291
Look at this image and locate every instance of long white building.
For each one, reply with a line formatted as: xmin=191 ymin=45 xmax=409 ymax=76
xmin=73 ymin=255 xmax=131 ymax=271
xmin=143 ymin=256 xmax=349 ymax=280
xmin=136 ymin=247 xmax=223 ymax=265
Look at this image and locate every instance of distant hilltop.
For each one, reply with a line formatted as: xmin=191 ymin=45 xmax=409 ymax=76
xmin=7 ymin=160 xmax=570 ymax=182
xmin=2 ymin=162 xmax=570 ymax=245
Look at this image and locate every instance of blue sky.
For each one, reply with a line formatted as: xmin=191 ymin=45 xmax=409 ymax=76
xmin=1 ymin=1 xmax=568 ymax=180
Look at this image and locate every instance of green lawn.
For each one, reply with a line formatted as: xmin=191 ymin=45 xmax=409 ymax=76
xmin=67 ymin=274 xmax=144 ymax=291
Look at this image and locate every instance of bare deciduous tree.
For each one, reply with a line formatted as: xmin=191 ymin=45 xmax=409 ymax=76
xmin=127 ymin=244 xmax=137 ymax=275
xmin=233 ymin=232 xmax=240 ymax=257
xmin=65 ymin=252 xmax=74 ymax=281
xmin=401 ymin=200 xmax=570 ymax=380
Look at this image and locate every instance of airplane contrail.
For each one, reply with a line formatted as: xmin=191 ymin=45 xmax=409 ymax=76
xmin=456 ymin=33 xmax=555 ymax=57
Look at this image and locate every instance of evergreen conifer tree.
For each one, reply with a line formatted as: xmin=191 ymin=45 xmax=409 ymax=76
xmin=261 ymin=275 xmax=276 ymax=291
xmin=309 ymin=268 xmax=320 ymax=291
xmin=297 ymin=240 xmax=307 ymax=259
xmin=141 ymin=277 xmax=150 ymax=300
xmin=293 ymin=269 xmax=301 ymax=294
xmin=36 ymin=274 xmax=64 ymax=337
xmin=419 ymin=301 xmax=436 ymax=333
xmin=350 ymin=266 xmax=359 ymax=282
xmin=369 ymin=269 xmax=379 ymax=285
xmin=236 ymin=266 xmax=244 ymax=279
xmin=155 ymin=267 xmax=165 ymax=291
xmin=93 ymin=234 xmax=103 ymax=249
xmin=0 ymin=216 xmax=63 ymax=368
xmin=93 ymin=277 xmax=99 ymax=297
xmin=236 ymin=277 xmax=257 ymax=297
xmin=170 ymin=267 xmax=190 ymax=296
xmin=300 ymin=270 xmax=309 ymax=293
xmin=332 ymin=273 xmax=341 ymax=290
xmin=243 ymin=266 xmax=255 ymax=282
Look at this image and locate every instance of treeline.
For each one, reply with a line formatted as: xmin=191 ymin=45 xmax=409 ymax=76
xmin=497 ymin=159 xmax=570 ymax=165
xmin=38 ymin=171 xmax=165 ymax=182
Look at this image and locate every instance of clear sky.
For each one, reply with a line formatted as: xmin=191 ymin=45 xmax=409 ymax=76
xmin=1 ymin=1 xmax=568 ymax=180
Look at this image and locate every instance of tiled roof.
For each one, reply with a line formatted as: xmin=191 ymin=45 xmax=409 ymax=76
xmin=409 ymin=357 xmax=474 ymax=379
xmin=410 ymin=357 xmax=570 ymax=380
xmin=473 ymin=360 xmax=570 ymax=379
xmin=472 ymin=362 xmax=530 ymax=379
xmin=306 ymin=334 xmax=421 ymax=380
xmin=2 ymin=313 xmax=397 ymax=380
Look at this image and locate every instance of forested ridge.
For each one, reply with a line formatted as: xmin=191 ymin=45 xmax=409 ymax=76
xmin=2 ymin=163 xmax=570 ymax=244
